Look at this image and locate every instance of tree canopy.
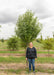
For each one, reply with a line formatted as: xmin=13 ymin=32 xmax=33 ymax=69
xmin=15 ymin=10 xmax=42 ymax=48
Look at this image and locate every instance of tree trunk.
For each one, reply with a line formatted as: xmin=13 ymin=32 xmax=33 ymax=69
xmin=25 ymin=43 xmax=29 ymax=68
xmin=48 ymin=49 xmax=49 ymax=57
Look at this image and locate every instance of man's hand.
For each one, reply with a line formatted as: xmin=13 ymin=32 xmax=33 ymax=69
xmin=26 ymin=58 xmax=27 ymax=61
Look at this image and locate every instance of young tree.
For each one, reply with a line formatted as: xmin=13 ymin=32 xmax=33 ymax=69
xmin=1 ymin=38 xmax=4 ymax=42
xmin=7 ymin=36 xmax=19 ymax=51
xmin=43 ymin=39 xmax=52 ymax=56
xmin=15 ymin=10 xmax=42 ymax=49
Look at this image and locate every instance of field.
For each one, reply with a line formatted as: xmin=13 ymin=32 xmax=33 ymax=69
xmin=0 ymin=40 xmax=54 ymax=75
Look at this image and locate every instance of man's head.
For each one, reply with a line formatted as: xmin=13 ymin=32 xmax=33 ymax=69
xmin=29 ymin=42 xmax=33 ymax=47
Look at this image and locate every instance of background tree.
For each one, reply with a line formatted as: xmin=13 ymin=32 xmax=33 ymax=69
xmin=53 ymin=32 xmax=54 ymax=38
xmin=1 ymin=38 xmax=4 ymax=43
xmin=15 ymin=10 xmax=42 ymax=49
xmin=43 ymin=39 xmax=52 ymax=56
xmin=7 ymin=36 xmax=19 ymax=51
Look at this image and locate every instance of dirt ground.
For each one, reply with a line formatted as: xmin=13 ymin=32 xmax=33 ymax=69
xmin=0 ymin=50 xmax=54 ymax=75
xmin=0 ymin=71 xmax=54 ymax=75
xmin=0 ymin=63 xmax=54 ymax=70
xmin=0 ymin=53 xmax=54 ymax=57
xmin=0 ymin=63 xmax=54 ymax=75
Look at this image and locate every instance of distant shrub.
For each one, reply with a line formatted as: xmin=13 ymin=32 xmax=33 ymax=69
xmin=49 ymin=38 xmax=54 ymax=42
xmin=49 ymin=38 xmax=54 ymax=50
xmin=1 ymin=39 xmax=4 ymax=42
xmin=43 ymin=40 xmax=52 ymax=50
xmin=7 ymin=36 xmax=19 ymax=51
xmin=43 ymin=39 xmax=53 ymax=56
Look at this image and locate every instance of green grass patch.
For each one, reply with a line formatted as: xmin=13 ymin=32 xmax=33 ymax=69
xmin=0 ymin=56 xmax=54 ymax=64
xmin=36 ymin=57 xmax=54 ymax=64
xmin=0 ymin=69 xmax=24 ymax=74
xmin=0 ymin=50 xmax=54 ymax=54
xmin=0 ymin=51 xmax=25 ymax=53
xmin=0 ymin=56 xmax=25 ymax=63
xmin=35 ymin=67 xmax=54 ymax=73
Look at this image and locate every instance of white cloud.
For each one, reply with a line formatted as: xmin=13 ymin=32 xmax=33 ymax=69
xmin=0 ymin=0 xmax=54 ymax=39
xmin=0 ymin=23 xmax=15 ymax=39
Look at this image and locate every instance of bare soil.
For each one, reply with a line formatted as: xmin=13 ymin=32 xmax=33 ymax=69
xmin=0 ymin=63 xmax=54 ymax=70
xmin=0 ymin=71 xmax=54 ymax=75
xmin=0 ymin=50 xmax=54 ymax=75
xmin=0 ymin=53 xmax=54 ymax=57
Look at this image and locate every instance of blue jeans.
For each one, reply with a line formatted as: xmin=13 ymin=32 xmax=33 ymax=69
xmin=28 ymin=58 xmax=35 ymax=71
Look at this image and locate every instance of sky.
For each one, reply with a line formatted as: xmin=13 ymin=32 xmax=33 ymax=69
xmin=0 ymin=0 xmax=54 ymax=39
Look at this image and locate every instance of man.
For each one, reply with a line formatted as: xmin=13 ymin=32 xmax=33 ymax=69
xmin=26 ymin=42 xmax=37 ymax=73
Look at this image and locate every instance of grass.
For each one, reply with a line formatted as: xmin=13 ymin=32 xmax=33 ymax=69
xmin=0 ymin=41 xmax=8 ymax=49
xmin=0 ymin=56 xmax=25 ymax=63
xmin=37 ymin=57 xmax=54 ymax=63
xmin=0 ymin=50 xmax=54 ymax=54
xmin=0 ymin=69 xmax=24 ymax=74
xmin=4 ymin=69 xmax=24 ymax=74
xmin=0 ymin=51 xmax=25 ymax=53
xmin=0 ymin=67 xmax=54 ymax=74
xmin=26 ymin=68 xmax=54 ymax=73
xmin=0 ymin=39 xmax=54 ymax=74
xmin=0 ymin=56 xmax=54 ymax=63
xmin=35 ymin=67 xmax=54 ymax=73
xmin=33 ymin=40 xmax=44 ymax=50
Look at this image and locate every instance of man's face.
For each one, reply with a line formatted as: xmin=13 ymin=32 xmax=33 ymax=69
xmin=29 ymin=42 xmax=33 ymax=47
